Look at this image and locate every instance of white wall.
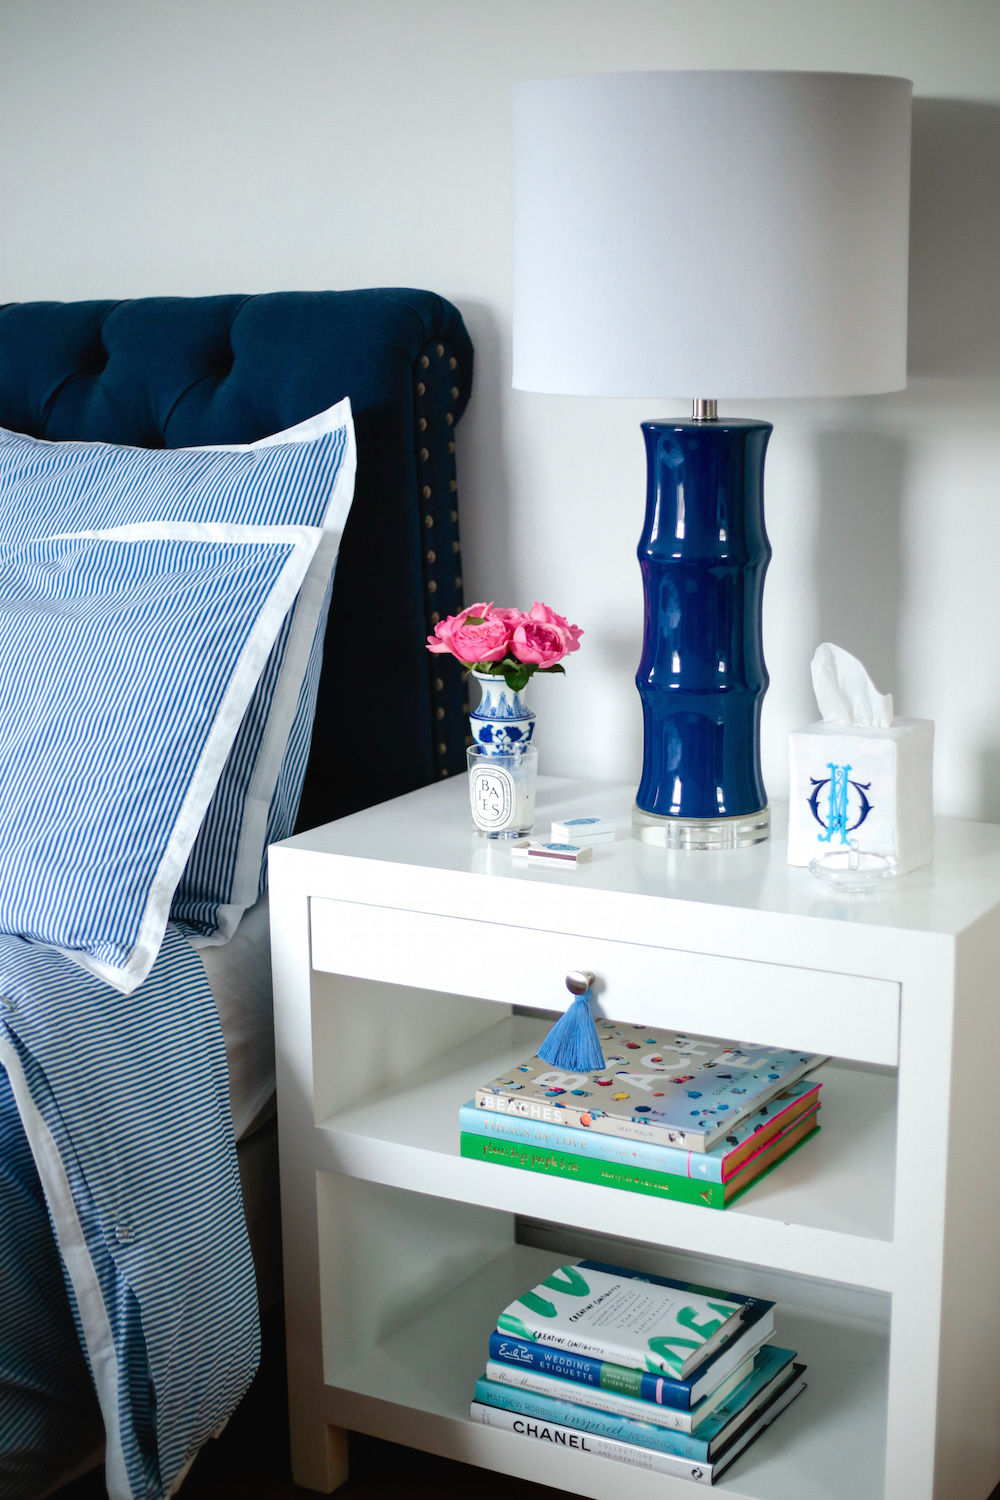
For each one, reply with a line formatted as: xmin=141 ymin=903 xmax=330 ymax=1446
xmin=1 ymin=0 xmax=997 ymax=815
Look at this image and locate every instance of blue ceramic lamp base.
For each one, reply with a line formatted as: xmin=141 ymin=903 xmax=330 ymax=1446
xmin=632 ymin=410 xmax=773 ymax=851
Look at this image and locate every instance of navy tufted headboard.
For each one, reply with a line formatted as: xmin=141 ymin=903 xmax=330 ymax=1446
xmin=0 ymin=289 xmax=474 ymax=828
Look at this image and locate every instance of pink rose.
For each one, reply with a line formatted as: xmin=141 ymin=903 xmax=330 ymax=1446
xmin=426 ymin=602 xmax=513 ymax=664
xmin=528 ymin=601 xmax=583 ymax=653
xmin=511 ymin=618 xmax=572 ymax=668
xmin=490 ymin=606 xmax=530 ymax=630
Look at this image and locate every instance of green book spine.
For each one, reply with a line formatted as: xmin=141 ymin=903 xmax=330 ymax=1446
xmin=460 ymin=1133 xmax=727 ymax=1208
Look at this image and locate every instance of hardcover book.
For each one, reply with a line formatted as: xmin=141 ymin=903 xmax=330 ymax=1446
xmin=482 ymin=1344 xmax=796 ymax=1439
xmin=487 ymin=1324 xmax=774 ymax=1414
xmin=463 ymin=1080 xmax=820 ymax=1184
xmin=475 ymin=1019 xmax=825 ymax=1152
xmin=470 ymin=1365 xmax=806 ymax=1486
xmin=477 ymin=1343 xmax=797 ymax=1458
xmin=461 ymin=1099 xmax=821 ymax=1207
xmin=496 ymin=1260 xmax=773 ymax=1380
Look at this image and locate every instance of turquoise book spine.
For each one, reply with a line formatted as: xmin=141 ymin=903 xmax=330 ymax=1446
xmin=474 ymin=1376 xmax=712 ymax=1459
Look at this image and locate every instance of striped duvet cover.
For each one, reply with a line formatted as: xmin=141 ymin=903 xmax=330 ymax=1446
xmin=0 ymin=925 xmax=258 ymax=1500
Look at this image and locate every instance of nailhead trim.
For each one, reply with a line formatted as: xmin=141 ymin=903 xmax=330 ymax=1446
xmin=415 ymin=335 xmax=469 ymax=782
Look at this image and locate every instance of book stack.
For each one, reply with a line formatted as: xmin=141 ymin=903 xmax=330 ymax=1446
xmin=462 ymin=1022 xmax=825 ymax=1208
xmin=471 ymin=1260 xmax=807 ymax=1485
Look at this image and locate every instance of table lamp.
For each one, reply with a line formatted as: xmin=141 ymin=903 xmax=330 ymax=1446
xmin=512 ymin=71 xmax=912 ymax=849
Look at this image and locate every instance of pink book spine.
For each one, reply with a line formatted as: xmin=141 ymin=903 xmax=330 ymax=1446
xmin=720 ymin=1083 xmax=822 ymax=1183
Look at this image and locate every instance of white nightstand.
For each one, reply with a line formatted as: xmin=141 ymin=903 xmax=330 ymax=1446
xmin=270 ymin=775 xmax=1000 ymax=1500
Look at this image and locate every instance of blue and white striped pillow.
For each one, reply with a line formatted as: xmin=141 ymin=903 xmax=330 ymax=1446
xmin=0 ymin=523 xmax=321 ymax=993
xmin=0 ymin=401 xmax=356 ymax=944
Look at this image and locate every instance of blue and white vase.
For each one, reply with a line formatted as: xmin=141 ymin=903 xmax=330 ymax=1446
xmin=470 ymin=671 xmax=536 ymax=755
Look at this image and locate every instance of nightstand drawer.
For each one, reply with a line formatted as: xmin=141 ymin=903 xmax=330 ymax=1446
xmin=310 ymin=897 xmax=899 ymax=1066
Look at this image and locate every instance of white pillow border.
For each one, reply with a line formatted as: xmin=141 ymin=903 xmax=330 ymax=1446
xmin=37 ymin=521 xmax=324 ymax=996
xmin=186 ymin=397 xmax=358 ymax=944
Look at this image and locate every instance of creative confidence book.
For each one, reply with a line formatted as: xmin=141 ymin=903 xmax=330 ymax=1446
xmin=496 ymin=1260 xmax=773 ymax=1380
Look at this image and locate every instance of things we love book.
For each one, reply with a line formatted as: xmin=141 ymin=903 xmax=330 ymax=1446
xmin=476 ymin=1019 xmax=825 ymax=1152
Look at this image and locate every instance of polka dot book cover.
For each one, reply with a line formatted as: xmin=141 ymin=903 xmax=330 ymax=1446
xmin=474 ymin=1021 xmax=826 ymax=1153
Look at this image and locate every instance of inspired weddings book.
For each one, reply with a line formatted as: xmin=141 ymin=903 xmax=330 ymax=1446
xmin=475 ymin=1019 xmax=825 ymax=1152
xmin=496 ymin=1260 xmax=773 ymax=1380
xmin=482 ymin=1344 xmax=796 ymax=1440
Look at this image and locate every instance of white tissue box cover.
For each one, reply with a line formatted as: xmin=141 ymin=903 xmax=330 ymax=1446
xmin=787 ymin=718 xmax=934 ymax=874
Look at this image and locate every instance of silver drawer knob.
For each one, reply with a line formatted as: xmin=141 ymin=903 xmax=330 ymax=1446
xmin=565 ymin=970 xmax=595 ymax=995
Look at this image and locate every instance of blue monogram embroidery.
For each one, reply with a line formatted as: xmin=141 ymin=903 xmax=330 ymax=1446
xmin=808 ymin=762 xmax=873 ymax=844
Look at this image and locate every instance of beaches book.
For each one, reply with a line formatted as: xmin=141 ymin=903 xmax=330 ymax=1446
xmin=470 ymin=1365 xmax=807 ymax=1486
xmin=461 ymin=1095 xmax=820 ymax=1208
xmin=475 ymin=1019 xmax=825 ymax=1152
xmin=488 ymin=1323 xmax=774 ymax=1416
xmin=483 ymin=1344 xmax=796 ymax=1440
xmin=476 ymin=1343 xmax=797 ymax=1459
xmin=496 ymin=1260 xmax=773 ymax=1380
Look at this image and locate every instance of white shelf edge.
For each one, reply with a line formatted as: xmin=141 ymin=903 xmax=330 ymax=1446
xmin=311 ymin=1123 xmax=896 ymax=1293
xmin=321 ymin=1391 xmax=767 ymax=1500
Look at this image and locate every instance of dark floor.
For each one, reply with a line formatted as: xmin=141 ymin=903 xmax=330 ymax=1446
xmin=55 ymin=1308 xmax=575 ymax=1500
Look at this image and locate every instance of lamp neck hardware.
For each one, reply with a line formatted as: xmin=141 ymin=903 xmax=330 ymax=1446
xmin=692 ymin=398 xmax=718 ymax=422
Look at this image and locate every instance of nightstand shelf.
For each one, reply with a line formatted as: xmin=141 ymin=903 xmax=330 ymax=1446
xmin=271 ymin=777 xmax=1000 ymax=1500
xmin=316 ymin=1015 xmax=897 ymax=1288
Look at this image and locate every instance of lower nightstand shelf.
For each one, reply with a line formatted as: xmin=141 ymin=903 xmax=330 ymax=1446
xmin=323 ymin=1242 xmax=889 ymax=1500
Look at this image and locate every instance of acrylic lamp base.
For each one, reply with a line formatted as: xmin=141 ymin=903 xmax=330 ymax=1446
xmin=632 ymin=804 xmax=771 ymax=851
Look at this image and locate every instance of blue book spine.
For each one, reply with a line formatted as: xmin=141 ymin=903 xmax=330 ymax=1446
xmin=461 ymin=1102 xmax=724 ymax=1182
xmin=474 ymin=1378 xmax=710 ymax=1460
xmin=488 ymin=1332 xmax=691 ymax=1409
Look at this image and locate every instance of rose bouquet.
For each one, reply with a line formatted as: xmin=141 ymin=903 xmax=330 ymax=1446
xmin=426 ymin=601 xmax=582 ymax=692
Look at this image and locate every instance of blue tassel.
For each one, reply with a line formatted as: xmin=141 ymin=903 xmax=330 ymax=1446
xmin=536 ymin=989 xmax=605 ymax=1073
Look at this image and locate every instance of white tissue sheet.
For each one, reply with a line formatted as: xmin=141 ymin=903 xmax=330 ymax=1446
xmin=810 ymin=642 xmax=893 ymax=729
xmin=788 ymin=644 xmax=933 ymax=874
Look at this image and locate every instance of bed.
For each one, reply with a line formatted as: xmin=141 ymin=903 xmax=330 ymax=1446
xmin=0 ymin=289 xmax=473 ymax=1500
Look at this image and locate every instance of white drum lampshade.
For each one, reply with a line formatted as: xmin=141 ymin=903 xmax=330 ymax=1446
xmin=511 ymin=71 xmax=912 ymax=851
xmin=512 ymin=71 xmax=912 ymax=399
